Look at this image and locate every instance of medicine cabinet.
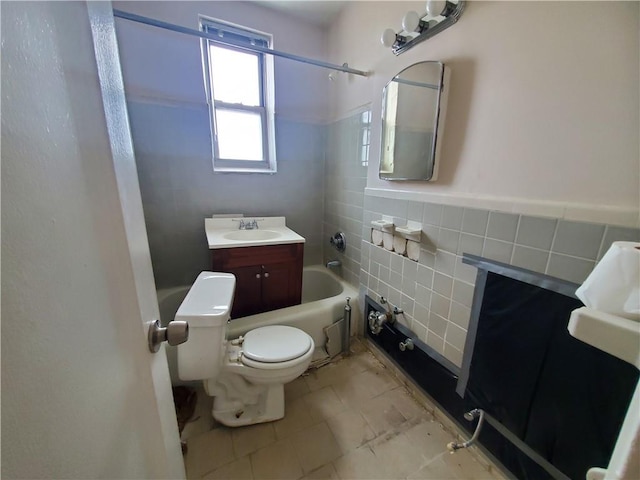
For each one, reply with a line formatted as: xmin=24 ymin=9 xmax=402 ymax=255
xmin=379 ymin=61 xmax=448 ymax=181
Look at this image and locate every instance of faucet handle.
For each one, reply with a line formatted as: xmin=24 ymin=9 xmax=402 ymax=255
xmin=237 ymin=219 xmax=246 ymax=230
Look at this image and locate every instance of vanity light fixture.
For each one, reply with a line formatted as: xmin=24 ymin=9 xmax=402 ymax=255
xmin=381 ymin=28 xmax=406 ymax=48
xmin=402 ymin=11 xmax=427 ymax=34
xmin=381 ymin=0 xmax=465 ymax=55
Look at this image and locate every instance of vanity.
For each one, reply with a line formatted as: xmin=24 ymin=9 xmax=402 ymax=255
xmin=205 ymin=217 xmax=305 ymax=319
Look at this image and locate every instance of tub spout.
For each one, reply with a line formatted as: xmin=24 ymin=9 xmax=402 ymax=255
xmin=326 ymin=260 xmax=341 ymax=269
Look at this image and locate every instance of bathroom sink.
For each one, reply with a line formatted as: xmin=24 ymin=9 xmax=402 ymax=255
xmin=223 ymin=230 xmax=282 ymax=241
xmin=205 ymin=217 xmax=305 ymax=249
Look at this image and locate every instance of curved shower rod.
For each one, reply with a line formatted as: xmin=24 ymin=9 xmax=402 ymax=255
xmin=112 ymin=9 xmax=370 ymax=77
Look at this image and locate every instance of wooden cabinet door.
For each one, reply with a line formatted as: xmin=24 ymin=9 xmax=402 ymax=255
xmin=261 ymin=262 xmax=301 ymax=312
xmin=227 ymin=265 xmax=262 ymax=319
xmin=211 ymin=243 xmax=303 ymax=318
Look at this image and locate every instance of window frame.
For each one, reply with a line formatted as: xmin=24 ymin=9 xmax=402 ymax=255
xmin=199 ymin=16 xmax=277 ymax=173
xmin=360 ymin=109 xmax=372 ymax=167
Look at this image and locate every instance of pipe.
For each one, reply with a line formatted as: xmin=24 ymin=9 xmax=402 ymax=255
xmin=343 ymin=297 xmax=351 ymax=356
xmin=447 ymin=409 xmax=485 ymax=452
xmin=112 ymin=9 xmax=370 ymax=77
xmin=447 ymin=408 xmax=572 ymax=480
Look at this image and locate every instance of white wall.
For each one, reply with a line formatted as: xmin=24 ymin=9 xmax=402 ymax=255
xmin=1 ymin=2 xmax=182 ymax=477
xmin=113 ymin=0 xmax=329 ymax=122
xmin=327 ymin=1 xmax=639 ymax=226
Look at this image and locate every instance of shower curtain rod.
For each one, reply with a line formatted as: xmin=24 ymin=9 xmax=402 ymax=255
xmin=112 ymin=9 xmax=370 ymax=77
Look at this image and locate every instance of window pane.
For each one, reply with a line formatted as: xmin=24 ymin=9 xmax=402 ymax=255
xmin=216 ymin=109 xmax=264 ymax=161
xmin=209 ymin=46 xmax=261 ymax=106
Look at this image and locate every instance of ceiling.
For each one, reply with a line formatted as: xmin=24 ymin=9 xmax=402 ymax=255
xmin=255 ymin=1 xmax=346 ymax=28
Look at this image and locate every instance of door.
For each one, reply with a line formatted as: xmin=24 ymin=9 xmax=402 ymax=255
xmin=261 ymin=262 xmax=299 ymax=312
xmin=229 ymin=265 xmax=263 ymax=318
xmin=1 ymin=2 xmax=183 ymax=478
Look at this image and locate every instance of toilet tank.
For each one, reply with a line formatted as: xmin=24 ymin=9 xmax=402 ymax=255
xmin=176 ymin=272 xmax=235 ymax=381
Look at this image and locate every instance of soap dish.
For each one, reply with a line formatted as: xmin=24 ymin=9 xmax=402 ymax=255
xmin=371 ymin=219 xmax=394 ymax=232
xmin=395 ymin=223 xmax=422 ymax=241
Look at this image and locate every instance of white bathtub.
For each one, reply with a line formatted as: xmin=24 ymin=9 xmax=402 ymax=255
xmin=157 ymin=265 xmax=360 ymax=384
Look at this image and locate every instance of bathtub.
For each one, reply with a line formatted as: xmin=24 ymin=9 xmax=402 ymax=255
xmin=157 ymin=265 xmax=360 ymax=384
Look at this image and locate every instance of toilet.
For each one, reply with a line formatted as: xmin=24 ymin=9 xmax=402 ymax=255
xmin=176 ymin=271 xmax=314 ymax=427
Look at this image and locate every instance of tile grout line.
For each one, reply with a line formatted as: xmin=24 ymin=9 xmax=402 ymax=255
xmin=544 ymin=218 xmax=561 ymax=274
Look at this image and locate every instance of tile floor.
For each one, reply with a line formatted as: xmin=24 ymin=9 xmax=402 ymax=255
xmin=182 ymin=340 xmax=505 ymax=480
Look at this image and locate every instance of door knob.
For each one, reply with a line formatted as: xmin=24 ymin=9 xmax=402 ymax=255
xmin=148 ymin=319 xmax=189 ymax=353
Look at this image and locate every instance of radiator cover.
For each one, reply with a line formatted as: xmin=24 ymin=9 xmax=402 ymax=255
xmin=365 ymin=255 xmax=638 ymax=480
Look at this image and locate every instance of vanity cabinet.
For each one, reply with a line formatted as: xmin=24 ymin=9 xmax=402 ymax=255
xmin=211 ymin=243 xmax=303 ymax=319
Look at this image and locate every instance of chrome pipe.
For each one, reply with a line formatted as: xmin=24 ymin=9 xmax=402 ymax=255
xmin=112 ymin=9 xmax=370 ymax=77
xmin=447 ymin=408 xmax=485 ymax=452
xmin=343 ymin=297 xmax=352 ymax=356
xmin=448 ymin=408 xmax=572 ymax=479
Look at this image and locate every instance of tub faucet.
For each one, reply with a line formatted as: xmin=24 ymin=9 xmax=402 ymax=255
xmin=326 ymin=260 xmax=341 ymax=269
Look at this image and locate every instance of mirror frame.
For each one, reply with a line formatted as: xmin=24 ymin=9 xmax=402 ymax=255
xmin=379 ymin=61 xmax=447 ymax=182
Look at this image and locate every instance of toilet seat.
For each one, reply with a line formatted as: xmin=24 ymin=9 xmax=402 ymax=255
xmin=238 ymin=325 xmax=313 ymax=370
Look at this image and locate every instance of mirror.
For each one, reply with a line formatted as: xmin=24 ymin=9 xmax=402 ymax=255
xmin=379 ymin=61 xmax=447 ymax=181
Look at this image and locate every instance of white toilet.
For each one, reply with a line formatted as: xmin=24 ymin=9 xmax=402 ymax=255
xmin=176 ymin=271 xmax=314 ymax=427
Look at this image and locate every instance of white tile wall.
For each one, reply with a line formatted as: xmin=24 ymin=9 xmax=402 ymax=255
xmin=360 ymin=195 xmax=640 ymax=367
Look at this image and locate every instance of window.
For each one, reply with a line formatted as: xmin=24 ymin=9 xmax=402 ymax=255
xmin=200 ymin=17 xmax=276 ymax=173
xmin=360 ymin=109 xmax=372 ymax=167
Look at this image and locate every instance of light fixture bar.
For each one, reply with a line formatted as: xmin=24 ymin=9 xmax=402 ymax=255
xmin=113 ymin=9 xmax=370 ymax=77
xmin=382 ymin=0 xmax=466 ymax=56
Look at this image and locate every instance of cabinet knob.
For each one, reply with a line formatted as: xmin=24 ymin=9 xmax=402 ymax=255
xmin=264 ymin=272 xmax=270 ymax=278
xmin=255 ymin=273 xmax=261 ymax=279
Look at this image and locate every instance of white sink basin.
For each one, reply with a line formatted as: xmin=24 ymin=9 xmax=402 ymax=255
xmin=205 ymin=217 xmax=305 ymax=249
xmin=223 ymin=230 xmax=282 ymax=241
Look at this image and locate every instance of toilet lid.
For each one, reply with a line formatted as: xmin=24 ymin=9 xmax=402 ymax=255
xmin=242 ymin=325 xmax=312 ymax=363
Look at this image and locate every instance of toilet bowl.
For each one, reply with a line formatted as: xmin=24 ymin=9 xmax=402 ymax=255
xmin=207 ymin=325 xmax=314 ymax=426
xmin=176 ymin=272 xmax=314 ymax=427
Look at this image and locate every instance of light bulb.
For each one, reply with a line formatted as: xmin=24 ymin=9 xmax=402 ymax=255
xmin=426 ymin=0 xmax=446 ymax=17
xmin=402 ymin=11 xmax=420 ymax=32
xmin=381 ymin=28 xmax=397 ymax=47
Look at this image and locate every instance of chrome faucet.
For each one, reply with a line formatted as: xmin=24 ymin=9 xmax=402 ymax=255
xmin=326 ymin=260 xmax=341 ymax=269
xmin=238 ymin=219 xmax=260 ymax=230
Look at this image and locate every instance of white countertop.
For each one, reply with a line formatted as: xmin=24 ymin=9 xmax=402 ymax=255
xmin=205 ymin=216 xmax=306 ymax=249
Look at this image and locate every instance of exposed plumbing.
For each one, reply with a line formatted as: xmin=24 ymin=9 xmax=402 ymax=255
xmin=368 ymin=296 xmax=405 ymax=335
xmin=368 ymin=310 xmax=390 ymax=335
xmin=343 ymin=297 xmax=351 ymax=356
xmin=399 ymin=338 xmax=414 ymax=351
xmin=326 ymin=260 xmax=341 ymax=269
xmin=447 ymin=408 xmax=486 ymax=452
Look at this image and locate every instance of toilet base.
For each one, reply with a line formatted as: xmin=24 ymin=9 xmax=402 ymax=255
xmin=211 ymin=384 xmax=285 ymax=427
